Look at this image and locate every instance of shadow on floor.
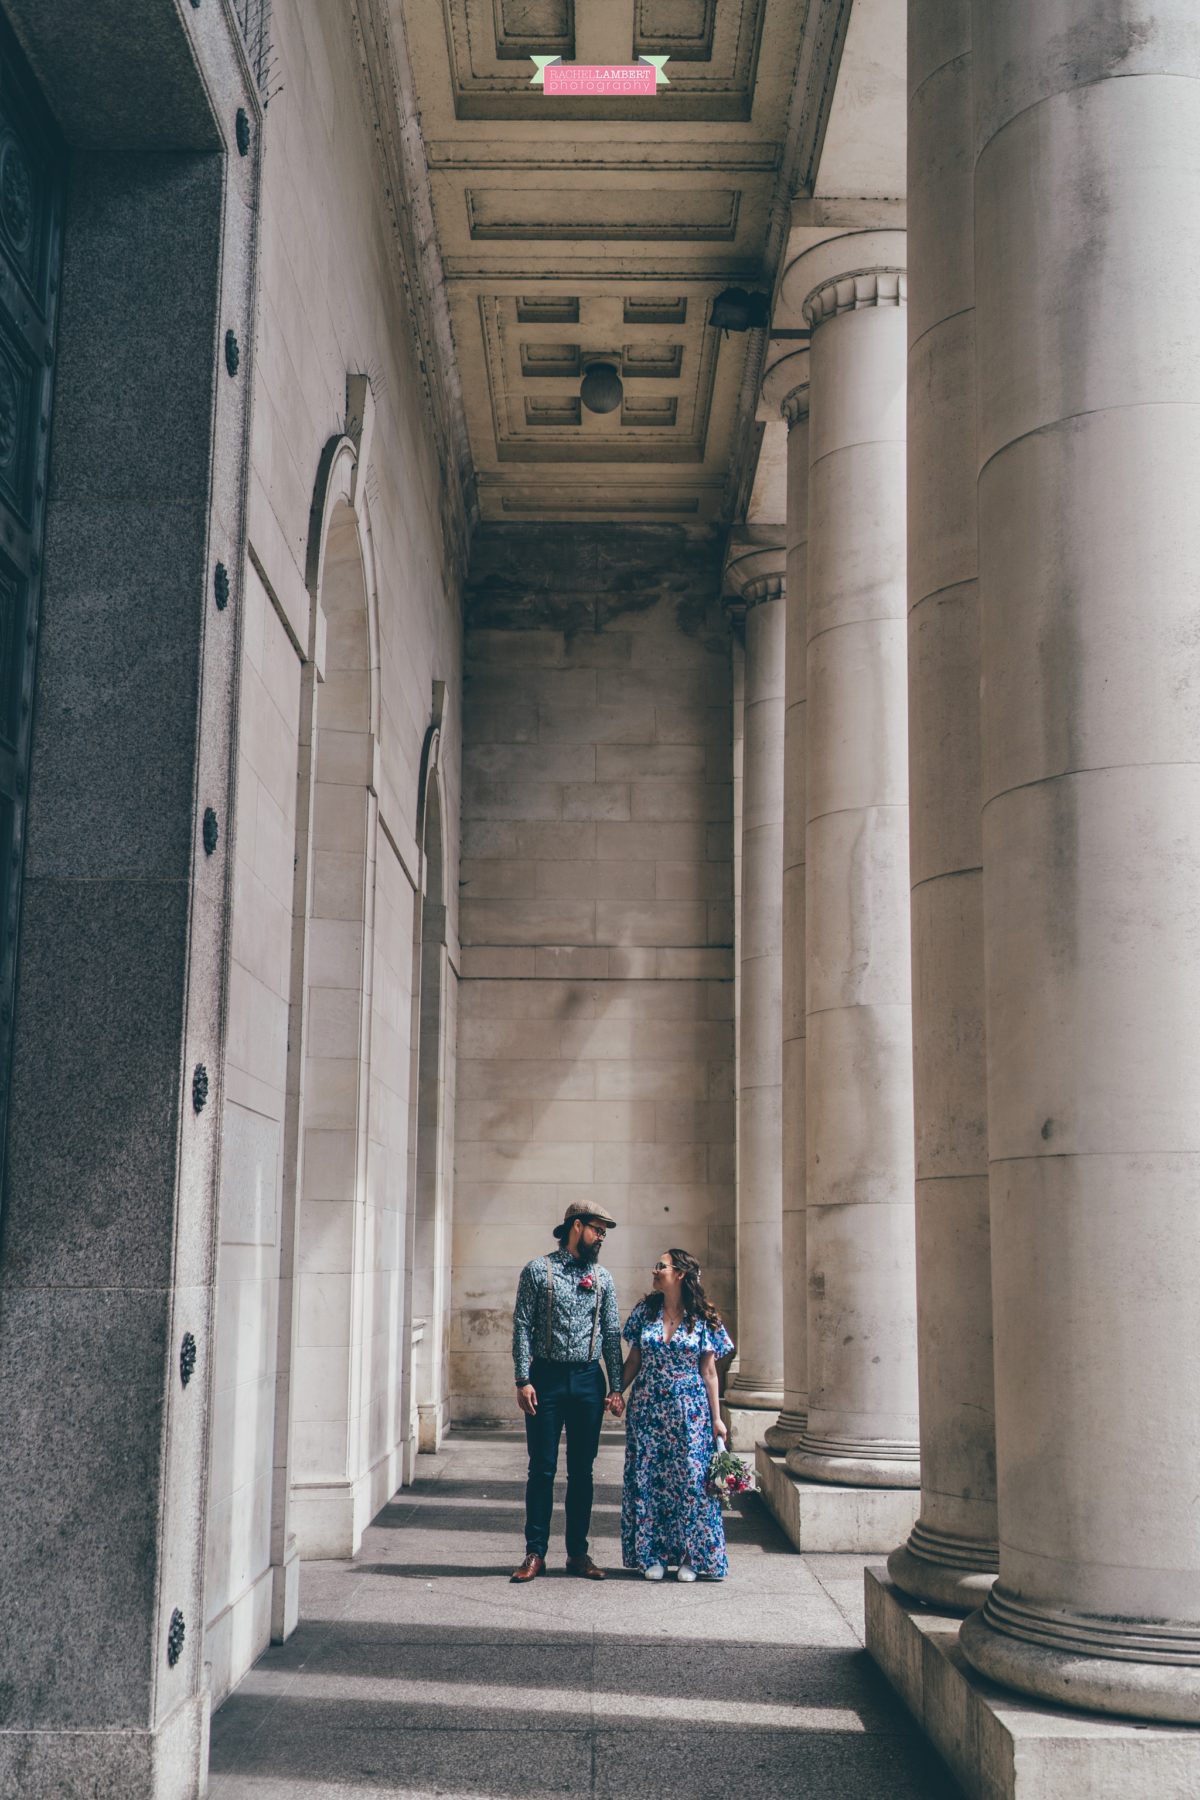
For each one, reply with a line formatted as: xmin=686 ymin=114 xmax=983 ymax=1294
xmin=209 ymin=1433 xmax=963 ymax=1800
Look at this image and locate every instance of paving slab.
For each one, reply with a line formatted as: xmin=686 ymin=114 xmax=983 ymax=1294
xmin=210 ymin=1431 xmax=961 ymax=1798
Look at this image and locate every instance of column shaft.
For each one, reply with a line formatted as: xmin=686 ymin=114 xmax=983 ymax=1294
xmin=887 ymin=0 xmax=997 ymax=1608
xmin=783 ymin=234 xmax=919 ymax=1489
xmin=730 ymin=583 xmax=785 ymax=1406
xmin=731 ymin=630 xmax=745 ymax=1236
xmin=960 ymin=0 xmax=1200 ymax=1720
xmin=766 ymin=396 xmax=810 ymax=1450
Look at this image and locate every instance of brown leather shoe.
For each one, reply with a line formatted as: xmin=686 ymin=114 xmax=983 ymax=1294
xmin=565 ymin=1554 xmax=606 ymax=1580
xmin=511 ymin=1552 xmax=544 ymax=1583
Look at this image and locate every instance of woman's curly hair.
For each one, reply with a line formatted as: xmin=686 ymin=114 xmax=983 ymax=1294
xmin=644 ymin=1248 xmax=723 ymax=1332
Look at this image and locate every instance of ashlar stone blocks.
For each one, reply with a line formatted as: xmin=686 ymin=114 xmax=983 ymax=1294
xmin=454 ymin=528 xmax=736 ymax=1418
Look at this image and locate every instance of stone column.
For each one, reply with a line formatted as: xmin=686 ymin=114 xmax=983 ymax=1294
xmin=886 ymin=1 xmax=997 ymax=1609
xmin=723 ymin=533 xmax=786 ymax=1415
xmin=781 ymin=233 xmax=920 ymax=1489
xmin=731 ymin=627 xmax=745 ymax=1230
xmin=760 ymin=356 xmax=811 ymax=1452
xmin=960 ymin=1 xmax=1200 ymax=1721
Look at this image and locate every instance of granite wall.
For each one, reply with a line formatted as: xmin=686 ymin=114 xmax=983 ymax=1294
xmin=0 ymin=2 xmax=261 ymax=1789
xmin=452 ymin=527 xmax=736 ymax=1419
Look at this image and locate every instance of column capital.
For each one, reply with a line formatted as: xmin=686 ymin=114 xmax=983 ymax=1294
xmin=780 ymin=228 xmax=907 ymax=336
xmin=760 ymin=345 xmax=810 ymax=426
xmin=723 ymin=530 xmax=786 ymax=609
xmin=804 ymin=269 xmax=906 ymax=330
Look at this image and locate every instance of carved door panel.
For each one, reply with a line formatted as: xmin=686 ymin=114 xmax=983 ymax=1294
xmin=0 ymin=21 xmax=63 ymax=1189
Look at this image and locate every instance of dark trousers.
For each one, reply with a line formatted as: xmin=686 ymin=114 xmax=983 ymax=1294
xmin=523 ymin=1357 xmax=606 ymax=1559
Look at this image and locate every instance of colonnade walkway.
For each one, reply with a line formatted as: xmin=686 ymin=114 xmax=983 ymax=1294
xmin=209 ymin=1429 xmax=960 ymax=1798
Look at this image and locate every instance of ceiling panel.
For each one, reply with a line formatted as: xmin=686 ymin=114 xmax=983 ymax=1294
xmin=395 ymin=0 xmax=812 ymax=528
xmin=443 ymin=0 xmax=767 ymax=120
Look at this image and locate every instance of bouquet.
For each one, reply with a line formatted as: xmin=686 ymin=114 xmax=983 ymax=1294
xmin=706 ymin=1447 xmax=755 ymax=1510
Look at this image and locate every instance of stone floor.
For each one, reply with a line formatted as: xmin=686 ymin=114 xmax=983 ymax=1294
xmin=209 ymin=1428 xmax=961 ymax=1798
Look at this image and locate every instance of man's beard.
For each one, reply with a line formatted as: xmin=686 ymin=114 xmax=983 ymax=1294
xmin=579 ymin=1237 xmax=601 ymax=1264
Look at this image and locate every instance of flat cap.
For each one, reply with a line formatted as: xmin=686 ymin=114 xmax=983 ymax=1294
xmin=553 ymin=1200 xmax=618 ymax=1240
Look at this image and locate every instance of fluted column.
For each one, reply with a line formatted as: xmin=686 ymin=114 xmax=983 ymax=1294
xmin=960 ymin=0 xmax=1200 ymax=1721
xmin=887 ymin=1 xmax=997 ymax=1610
xmin=723 ymin=534 xmax=785 ymax=1412
xmin=782 ymin=234 xmax=920 ymax=1489
xmin=760 ymin=357 xmax=811 ymax=1452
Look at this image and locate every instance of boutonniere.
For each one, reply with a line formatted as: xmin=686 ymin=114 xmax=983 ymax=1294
xmin=579 ymin=1273 xmax=595 ymax=1291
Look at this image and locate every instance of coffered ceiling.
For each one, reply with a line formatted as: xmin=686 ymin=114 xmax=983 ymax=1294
xmin=389 ymin=0 xmax=904 ymax=532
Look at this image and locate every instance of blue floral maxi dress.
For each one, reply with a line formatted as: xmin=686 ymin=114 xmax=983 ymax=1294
xmin=621 ymin=1301 xmax=736 ymax=1577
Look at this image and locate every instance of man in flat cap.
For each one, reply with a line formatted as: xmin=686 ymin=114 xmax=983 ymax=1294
xmin=510 ymin=1202 xmax=624 ymax=1582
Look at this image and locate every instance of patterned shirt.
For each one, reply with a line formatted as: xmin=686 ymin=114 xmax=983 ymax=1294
xmin=512 ymin=1247 xmax=623 ymax=1392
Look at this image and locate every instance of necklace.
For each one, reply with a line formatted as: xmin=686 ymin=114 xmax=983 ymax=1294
xmin=662 ymin=1304 xmax=684 ymax=1343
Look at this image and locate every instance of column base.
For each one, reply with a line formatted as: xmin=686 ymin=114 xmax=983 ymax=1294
xmin=755 ymin=1445 xmax=920 ymax=1553
xmin=721 ymin=1399 xmax=781 ymax=1453
xmin=292 ymin=1477 xmax=370 ymax=1561
xmin=205 ymin=1562 xmax=274 ymax=1709
xmin=961 ymin=1590 xmax=1200 ymax=1725
xmin=887 ymin=1520 xmax=997 ymax=1615
xmin=866 ymin=1568 xmax=1200 ymax=1797
xmin=0 ymin=1692 xmax=209 ymax=1800
xmin=418 ymin=1399 xmax=448 ymax=1453
xmin=402 ymin=1429 xmax=419 ymax=1488
xmin=270 ymin=1542 xmax=300 ymax=1643
xmin=292 ymin=1441 xmax=403 ymax=1560
xmin=786 ymin=1438 xmax=920 ymax=1489
xmin=725 ymin=1379 xmax=784 ymax=1409
xmin=763 ymin=1406 xmax=807 ymax=1451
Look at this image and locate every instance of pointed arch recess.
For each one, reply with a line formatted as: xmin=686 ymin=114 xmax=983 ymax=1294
xmin=275 ymin=399 xmax=392 ymax=1565
xmin=408 ymin=707 xmax=451 ymax=1453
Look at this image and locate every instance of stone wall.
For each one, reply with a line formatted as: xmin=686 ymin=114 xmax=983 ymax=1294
xmin=206 ymin=561 xmax=300 ymax=1702
xmin=0 ymin=1 xmax=261 ymax=1778
xmin=452 ymin=527 xmax=735 ymax=1420
xmin=206 ymin=0 xmax=465 ymax=1700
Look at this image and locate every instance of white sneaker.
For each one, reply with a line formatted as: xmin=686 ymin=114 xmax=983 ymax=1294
xmin=643 ymin=1563 xmax=665 ymax=1581
xmin=677 ymin=1561 xmax=697 ymax=1583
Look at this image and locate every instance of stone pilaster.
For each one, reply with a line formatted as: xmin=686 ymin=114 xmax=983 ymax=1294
xmin=886 ymin=0 xmax=998 ymax=1612
xmin=780 ymin=233 xmax=920 ymax=1490
xmin=959 ymin=0 xmax=1200 ymax=1721
xmin=758 ymin=355 xmax=811 ymax=1452
xmin=723 ymin=533 xmax=786 ymax=1414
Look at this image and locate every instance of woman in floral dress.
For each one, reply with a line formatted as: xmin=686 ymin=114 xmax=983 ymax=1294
xmin=619 ymin=1248 xmax=735 ymax=1580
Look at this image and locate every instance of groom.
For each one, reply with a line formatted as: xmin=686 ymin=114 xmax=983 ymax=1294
xmin=510 ymin=1202 xmax=625 ymax=1582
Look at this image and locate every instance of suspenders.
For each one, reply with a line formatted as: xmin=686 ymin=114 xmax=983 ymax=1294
xmin=542 ymin=1256 xmax=604 ymax=1363
xmin=542 ymin=1256 xmax=554 ymax=1357
xmin=588 ymin=1274 xmax=603 ymax=1360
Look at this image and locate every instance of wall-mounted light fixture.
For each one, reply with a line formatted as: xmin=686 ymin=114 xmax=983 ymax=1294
xmin=580 ymin=357 xmax=623 ymax=414
xmin=708 ymin=288 xmax=771 ymax=333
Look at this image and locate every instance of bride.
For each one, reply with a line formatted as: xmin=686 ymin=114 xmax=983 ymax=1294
xmin=618 ymin=1247 xmax=735 ymax=1581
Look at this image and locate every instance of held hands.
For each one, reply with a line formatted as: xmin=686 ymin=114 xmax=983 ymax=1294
xmin=517 ymin=1383 xmax=538 ymax=1416
xmin=605 ymin=1392 xmax=626 ymax=1418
